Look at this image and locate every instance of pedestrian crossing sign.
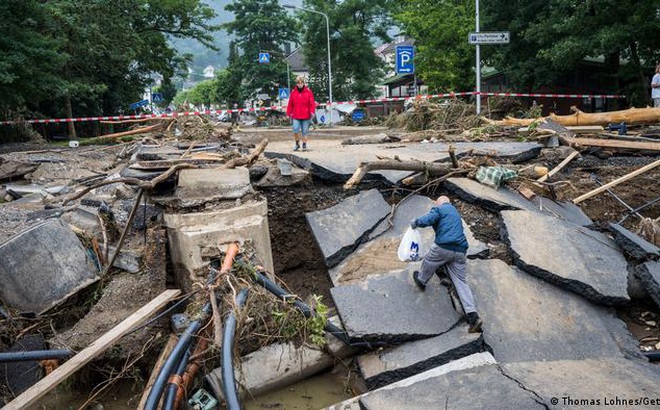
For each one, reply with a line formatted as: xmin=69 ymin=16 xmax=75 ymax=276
xmin=278 ymin=88 xmax=290 ymax=99
xmin=258 ymin=52 xmax=270 ymax=64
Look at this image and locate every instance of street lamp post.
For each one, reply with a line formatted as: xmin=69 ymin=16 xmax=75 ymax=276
xmin=284 ymin=4 xmax=333 ymax=126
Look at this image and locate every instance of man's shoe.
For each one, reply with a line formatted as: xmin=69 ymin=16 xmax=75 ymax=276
xmin=302 ymin=143 xmax=307 ymax=151
xmin=293 ymin=143 xmax=300 ymax=151
xmin=467 ymin=312 xmax=483 ymax=333
xmin=412 ymin=271 xmax=426 ymax=291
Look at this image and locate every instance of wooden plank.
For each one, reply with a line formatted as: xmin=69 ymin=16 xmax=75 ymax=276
xmin=537 ymin=150 xmax=580 ymax=183
xmin=518 ymin=125 xmax=603 ymax=135
xmin=4 ymin=289 xmax=181 ymax=409
xmin=572 ymin=158 xmax=660 ymax=204
xmin=566 ymin=136 xmax=660 ymax=151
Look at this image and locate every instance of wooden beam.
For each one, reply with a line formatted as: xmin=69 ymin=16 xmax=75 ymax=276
xmin=537 ymin=150 xmax=580 ymax=183
xmin=572 ymin=158 xmax=660 ymax=204
xmin=96 ymin=124 xmax=162 ymax=140
xmin=4 ymin=289 xmax=181 ymax=409
xmin=566 ymin=136 xmax=660 ymax=151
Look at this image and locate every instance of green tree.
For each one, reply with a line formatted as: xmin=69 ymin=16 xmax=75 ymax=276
xmin=300 ymin=0 xmax=394 ymax=102
xmin=223 ymin=0 xmax=298 ymax=101
xmin=0 ymin=1 xmax=65 ymax=116
xmin=0 ymin=0 xmax=219 ymax=129
xmin=482 ymin=0 xmax=660 ymax=106
xmin=393 ymin=0 xmax=475 ymax=92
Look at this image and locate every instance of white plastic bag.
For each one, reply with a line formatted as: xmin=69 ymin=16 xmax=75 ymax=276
xmin=397 ymin=227 xmax=423 ymax=262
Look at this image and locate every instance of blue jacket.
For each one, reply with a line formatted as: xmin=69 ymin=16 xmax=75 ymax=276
xmin=413 ymin=203 xmax=468 ymax=253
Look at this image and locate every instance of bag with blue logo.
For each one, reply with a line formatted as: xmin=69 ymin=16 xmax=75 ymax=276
xmin=397 ymin=227 xmax=423 ymax=262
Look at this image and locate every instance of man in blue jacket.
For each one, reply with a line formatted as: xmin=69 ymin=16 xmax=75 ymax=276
xmin=410 ymin=196 xmax=482 ymax=333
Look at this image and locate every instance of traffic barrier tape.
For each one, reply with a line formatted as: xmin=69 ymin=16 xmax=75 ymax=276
xmin=0 ymin=91 xmax=625 ymax=125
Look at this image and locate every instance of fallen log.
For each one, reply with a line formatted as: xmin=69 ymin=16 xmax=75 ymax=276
xmin=483 ymin=106 xmax=660 ymax=127
xmin=95 ymin=124 xmax=163 ymax=140
xmin=4 ymin=289 xmax=181 ymax=410
xmin=55 ymin=163 xmax=196 ymax=205
xmin=341 ymin=133 xmax=398 ymax=145
xmin=344 ymin=158 xmax=455 ymax=189
xmin=100 ymin=118 xmax=171 ymax=125
xmin=572 ymin=158 xmax=660 ymax=204
xmin=223 ymin=138 xmax=268 ymax=169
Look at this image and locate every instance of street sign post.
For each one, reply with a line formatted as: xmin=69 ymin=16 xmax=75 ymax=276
xmin=395 ymin=45 xmax=415 ymax=74
xmin=468 ymin=32 xmax=510 ymax=44
xmin=129 ymin=99 xmax=149 ymax=111
xmin=258 ymin=52 xmax=270 ymax=64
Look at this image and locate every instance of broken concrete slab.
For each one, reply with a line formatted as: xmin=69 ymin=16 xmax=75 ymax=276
xmin=106 ymin=245 xmax=141 ymax=273
xmin=0 ymin=157 xmax=38 ymax=181
xmin=0 ymin=218 xmax=99 ymax=314
xmin=359 ymin=361 xmax=545 ymax=409
xmin=164 ymin=199 xmax=274 ymax=294
xmin=502 ymin=210 xmax=629 ymax=306
xmin=358 ymin=324 xmax=482 ymax=389
xmin=206 ymin=317 xmax=357 ymax=400
xmin=469 ymin=259 xmax=639 ymax=363
xmin=328 ymin=195 xmax=488 ymax=285
xmin=175 ymin=168 xmax=253 ymax=207
xmin=327 ymin=352 xmax=497 ymax=410
xmin=501 ymin=357 xmax=660 ymax=408
xmin=306 ymin=189 xmax=390 ymax=268
xmin=634 ymin=261 xmax=660 ymax=308
xmin=330 ymin=268 xmax=460 ymax=344
xmin=445 ymin=177 xmax=592 ymax=226
xmin=609 ymin=222 xmax=660 ymax=261
xmin=265 ymin=140 xmax=543 ymax=184
xmin=253 ymin=163 xmax=310 ymax=188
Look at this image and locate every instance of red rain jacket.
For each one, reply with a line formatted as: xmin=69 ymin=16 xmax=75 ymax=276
xmin=286 ymin=86 xmax=316 ymax=120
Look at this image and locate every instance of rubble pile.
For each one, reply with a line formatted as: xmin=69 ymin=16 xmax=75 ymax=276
xmin=0 ymin=105 xmax=659 ymax=408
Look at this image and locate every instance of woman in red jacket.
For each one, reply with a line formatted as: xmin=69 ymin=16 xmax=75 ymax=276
xmin=286 ymin=75 xmax=316 ymax=151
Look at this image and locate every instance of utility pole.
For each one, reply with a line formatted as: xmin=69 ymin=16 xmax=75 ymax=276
xmin=475 ymin=0 xmax=481 ymax=115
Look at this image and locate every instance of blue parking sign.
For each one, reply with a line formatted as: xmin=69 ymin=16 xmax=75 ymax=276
xmin=396 ymin=45 xmax=415 ymax=74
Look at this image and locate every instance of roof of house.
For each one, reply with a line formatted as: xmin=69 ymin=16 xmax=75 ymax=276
xmin=377 ymin=37 xmax=415 ymax=57
xmin=284 ymin=47 xmax=308 ymax=72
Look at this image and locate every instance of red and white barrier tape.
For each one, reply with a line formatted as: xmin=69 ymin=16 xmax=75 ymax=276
xmin=0 ymin=91 xmax=624 ymax=125
xmin=480 ymin=92 xmax=625 ymax=99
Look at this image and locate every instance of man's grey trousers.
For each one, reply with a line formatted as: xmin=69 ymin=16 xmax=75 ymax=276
xmin=418 ymin=243 xmax=477 ymax=314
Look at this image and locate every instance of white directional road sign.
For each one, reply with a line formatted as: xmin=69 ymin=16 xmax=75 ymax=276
xmin=468 ymin=32 xmax=510 ymax=45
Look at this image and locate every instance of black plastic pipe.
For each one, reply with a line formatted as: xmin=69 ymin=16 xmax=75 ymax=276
xmin=0 ymin=349 xmax=73 ymax=362
xmin=644 ymin=351 xmax=660 ymax=362
xmin=619 ymin=195 xmax=660 ymax=224
xmin=143 ymin=305 xmax=210 ymax=410
xmin=222 ymin=288 xmax=249 ymax=410
xmin=253 ymin=271 xmax=384 ymax=348
xmin=162 ymin=348 xmax=191 ymax=410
